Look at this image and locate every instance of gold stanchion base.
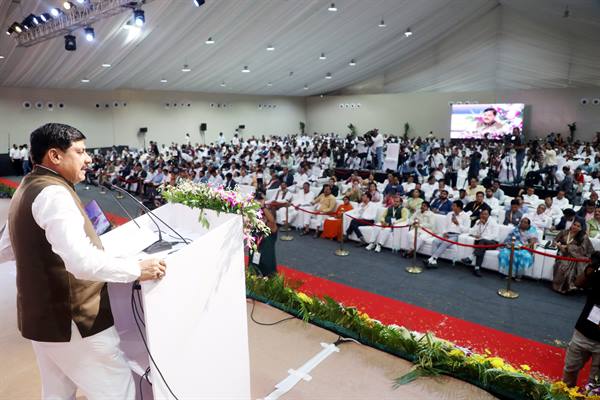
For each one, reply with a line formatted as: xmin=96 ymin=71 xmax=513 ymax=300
xmin=335 ymin=249 xmax=349 ymax=256
xmin=99 ymin=189 xmax=106 ymax=194
xmin=405 ymin=266 xmax=423 ymax=274
xmin=116 ymin=193 xmax=124 ymax=199
xmin=280 ymin=234 xmax=294 ymax=241
xmin=280 ymin=226 xmax=291 ymax=232
xmin=497 ymin=289 xmax=519 ymax=299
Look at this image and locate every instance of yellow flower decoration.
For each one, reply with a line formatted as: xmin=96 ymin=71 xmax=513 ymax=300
xmin=520 ymin=364 xmax=531 ymax=371
xmin=296 ymin=292 xmax=313 ymax=304
xmin=487 ymin=357 xmax=505 ymax=369
xmin=449 ymin=349 xmax=465 ymax=358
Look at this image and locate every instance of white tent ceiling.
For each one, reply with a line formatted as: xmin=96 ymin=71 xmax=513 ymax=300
xmin=0 ymin=0 xmax=598 ymax=96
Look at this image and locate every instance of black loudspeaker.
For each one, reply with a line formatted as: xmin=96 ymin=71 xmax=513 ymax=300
xmin=64 ymin=34 xmax=76 ymax=51
xmin=239 ymin=124 xmax=245 ymax=129
xmin=139 ymin=127 xmax=148 ymax=133
xmin=200 ymin=123 xmax=207 ymax=131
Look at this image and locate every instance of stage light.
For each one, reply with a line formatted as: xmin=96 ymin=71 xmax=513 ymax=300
xmin=22 ymin=14 xmax=39 ymax=29
xmin=220 ymin=81 xmax=226 ymax=87
xmin=267 ymin=82 xmax=272 ymax=87
xmin=266 ymin=45 xmax=275 ymax=51
xmin=328 ymin=3 xmax=337 ymax=11
xmin=50 ymin=8 xmax=63 ymax=17
xmin=0 ymin=55 xmax=4 ymax=59
xmin=349 ymin=59 xmax=356 ymax=66
xmin=242 ymin=66 xmax=250 ymax=73
xmin=7 ymin=22 xmax=23 ymax=36
xmin=304 ymin=85 xmax=309 ymax=90
xmin=80 ymin=78 xmax=90 ymax=83
xmin=193 ymin=0 xmax=205 ymax=7
xmin=181 ymin=64 xmax=191 ymax=72
xmin=84 ymin=26 xmax=95 ymax=41
xmin=319 ymin=52 xmax=326 ymax=60
xmin=63 ymin=2 xmax=75 ymax=11
xmin=64 ymin=34 xmax=76 ymax=51
xmin=378 ymin=19 xmax=386 ymax=27
xmin=76 ymin=0 xmax=85 ymax=4
xmin=160 ymin=78 xmax=168 ymax=83
xmin=325 ymin=72 xmax=332 ymax=79
xmin=404 ymin=28 xmax=412 ymax=37
xmin=39 ymin=13 xmax=52 ymax=23
xmin=205 ymin=37 xmax=214 ymax=44
xmin=101 ymin=63 xmax=111 ymax=67
xmin=133 ymin=9 xmax=145 ymax=27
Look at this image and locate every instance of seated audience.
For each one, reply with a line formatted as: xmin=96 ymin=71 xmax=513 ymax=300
xmin=345 ymin=192 xmax=379 ymax=246
xmin=424 ymin=200 xmax=470 ymax=268
xmin=366 ymin=195 xmax=409 ymax=253
xmin=430 ymin=190 xmax=452 ymax=215
xmin=461 ymin=209 xmax=499 ymax=277
xmin=321 ymin=196 xmax=353 ymax=240
xmin=503 ymin=199 xmax=524 ymax=226
xmin=498 ymin=217 xmax=538 ymax=280
xmin=553 ymin=220 xmax=594 ymax=294
xmin=464 ymin=191 xmax=492 ymax=227
xmin=403 ymin=201 xmax=435 ymax=258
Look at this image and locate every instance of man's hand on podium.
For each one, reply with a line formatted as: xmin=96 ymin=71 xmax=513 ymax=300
xmin=139 ymin=259 xmax=167 ymax=281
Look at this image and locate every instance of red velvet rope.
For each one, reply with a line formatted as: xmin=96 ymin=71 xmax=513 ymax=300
xmin=519 ymin=246 xmax=591 ymax=263
xmin=420 ymin=227 xmax=505 ymax=249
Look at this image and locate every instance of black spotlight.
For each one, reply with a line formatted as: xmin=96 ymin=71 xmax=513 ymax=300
xmin=133 ymin=9 xmax=145 ymax=26
xmin=193 ymin=0 xmax=205 ymax=6
xmin=64 ymin=34 xmax=76 ymax=51
xmin=39 ymin=13 xmax=52 ymax=23
xmin=22 ymin=14 xmax=38 ymax=29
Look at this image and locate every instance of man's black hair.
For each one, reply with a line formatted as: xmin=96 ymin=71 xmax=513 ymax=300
xmin=30 ymin=123 xmax=86 ymax=164
xmin=483 ymin=107 xmax=497 ymax=115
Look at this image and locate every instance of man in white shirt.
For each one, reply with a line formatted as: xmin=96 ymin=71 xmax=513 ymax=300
xmin=460 ymin=209 xmax=499 ymax=277
xmin=554 ymin=190 xmax=570 ymax=210
xmin=544 ymin=196 xmax=564 ymax=226
xmin=20 ymin=144 xmax=31 ymax=175
xmin=425 ymin=200 xmax=470 ymax=267
xmin=268 ymin=182 xmax=294 ymax=224
xmin=9 ymin=144 xmax=21 ymax=175
xmin=528 ymin=204 xmax=551 ymax=231
xmin=372 ymin=130 xmax=384 ymax=170
xmin=484 ymin=187 xmax=499 ymax=209
xmin=522 ymin=186 xmax=539 ymax=207
xmin=345 ymin=192 xmax=379 ymax=245
xmin=402 ymin=201 xmax=435 ymax=257
xmin=0 ymin=123 xmax=166 ymax=400
xmin=294 ymin=167 xmax=310 ymax=186
xmin=288 ymin=182 xmax=315 ymax=227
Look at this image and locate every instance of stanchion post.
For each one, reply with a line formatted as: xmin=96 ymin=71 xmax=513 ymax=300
xmin=498 ymin=237 xmax=519 ymax=299
xmin=280 ymin=205 xmax=291 ymax=232
xmin=335 ymin=215 xmax=349 ymax=256
xmin=280 ymin=205 xmax=294 ymax=241
xmin=406 ymin=220 xmax=423 ymax=274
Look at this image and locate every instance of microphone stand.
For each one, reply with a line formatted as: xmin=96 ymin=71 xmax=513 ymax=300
xmin=103 ymin=183 xmax=189 ymax=254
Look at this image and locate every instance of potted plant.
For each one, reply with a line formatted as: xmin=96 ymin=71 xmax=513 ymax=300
xmin=299 ymin=121 xmax=306 ymax=135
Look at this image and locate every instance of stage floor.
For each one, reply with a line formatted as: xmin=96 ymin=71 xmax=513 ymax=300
xmin=0 ymin=199 xmax=494 ymax=399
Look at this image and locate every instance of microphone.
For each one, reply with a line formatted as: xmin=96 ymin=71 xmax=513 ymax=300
xmin=102 ymin=182 xmax=189 ymax=254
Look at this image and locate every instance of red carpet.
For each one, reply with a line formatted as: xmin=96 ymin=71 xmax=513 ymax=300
xmin=0 ymin=176 xmax=585 ymax=384
xmin=278 ymin=265 xmax=587 ymax=384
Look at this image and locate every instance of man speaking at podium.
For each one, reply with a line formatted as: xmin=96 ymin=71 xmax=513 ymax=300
xmin=0 ymin=123 xmax=166 ymax=399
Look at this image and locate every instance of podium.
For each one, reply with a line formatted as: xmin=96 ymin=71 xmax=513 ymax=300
xmin=100 ymin=203 xmax=251 ymax=400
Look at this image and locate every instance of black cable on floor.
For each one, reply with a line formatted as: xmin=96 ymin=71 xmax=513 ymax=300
xmin=131 ymin=283 xmax=180 ymax=400
xmin=249 ymin=298 xmax=297 ymax=326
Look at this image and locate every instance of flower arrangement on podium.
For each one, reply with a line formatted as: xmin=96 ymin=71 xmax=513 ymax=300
xmin=161 ymin=181 xmax=270 ymax=250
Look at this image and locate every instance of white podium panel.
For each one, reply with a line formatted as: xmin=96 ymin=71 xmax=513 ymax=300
xmin=103 ymin=203 xmax=251 ymax=400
